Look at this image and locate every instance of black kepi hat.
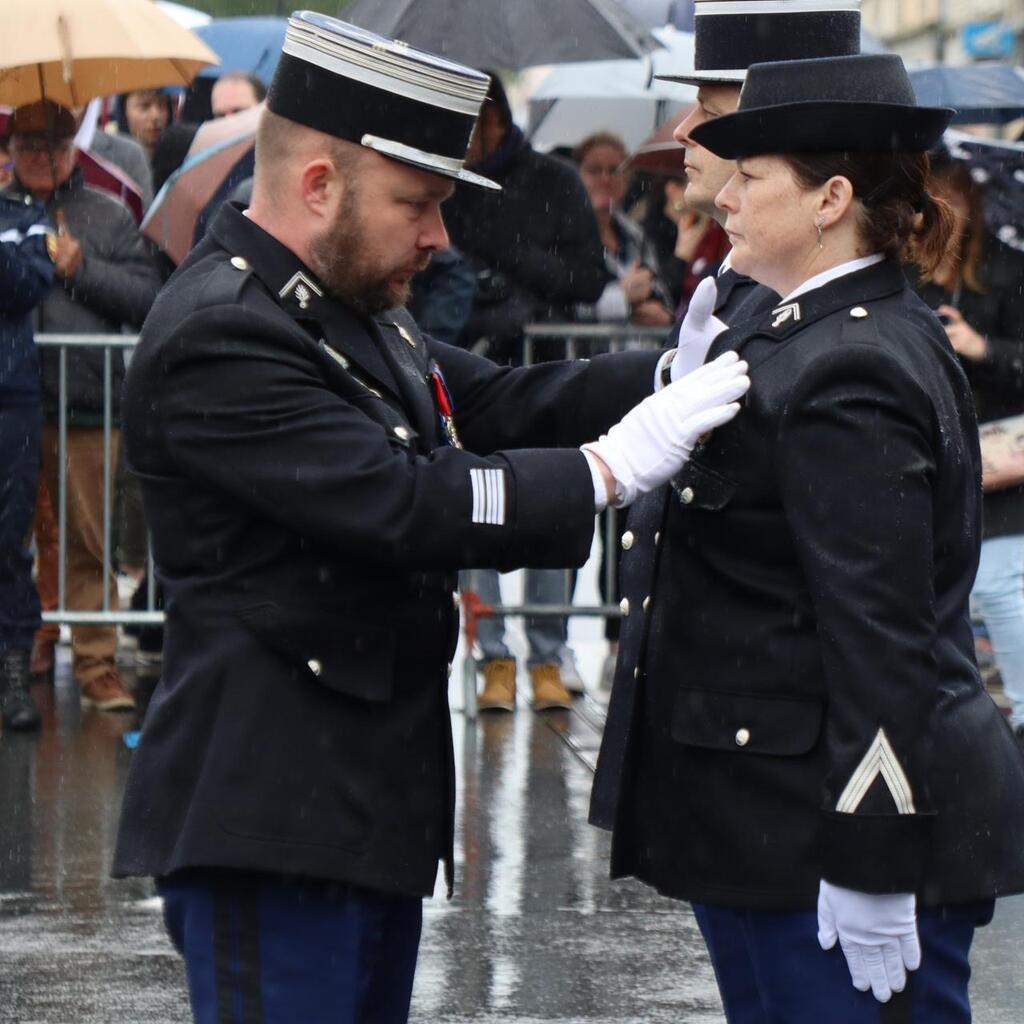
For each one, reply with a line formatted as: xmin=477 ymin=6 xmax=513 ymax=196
xmin=691 ymin=55 xmax=954 ymax=158
xmin=658 ymin=0 xmax=862 ymax=86
xmin=266 ymin=11 xmax=499 ymax=190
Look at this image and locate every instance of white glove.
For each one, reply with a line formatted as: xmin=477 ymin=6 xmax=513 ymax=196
xmin=817 ymin=879 xmax=921 ymax=1003
xmin=583 ymin=351 xmax=749 ymax=507
xmin=671 ymin=275 xmax=728 ymax=383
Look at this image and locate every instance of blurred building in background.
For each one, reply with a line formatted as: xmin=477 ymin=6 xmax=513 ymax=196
xmin=862 ymin=0 xmax=1024 ymax=63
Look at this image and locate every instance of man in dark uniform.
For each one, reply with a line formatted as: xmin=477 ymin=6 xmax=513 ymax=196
xmin=0 ymin=185 xmax=53 ymax=730
xmin=111 ymin=13 xmax=750 ymax=1023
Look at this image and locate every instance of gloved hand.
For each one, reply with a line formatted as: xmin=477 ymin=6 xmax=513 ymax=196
xmin=583 ymin=351 xmax=749 ymax=507
xmin=671 ymin=275 xmax=728 ymax=383
xmin=817 ymin=879 xmax=921 ymax=1003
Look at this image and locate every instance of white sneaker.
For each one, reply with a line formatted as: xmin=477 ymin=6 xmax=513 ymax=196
xmin=559 ymin=645 xmax=586 ymax=695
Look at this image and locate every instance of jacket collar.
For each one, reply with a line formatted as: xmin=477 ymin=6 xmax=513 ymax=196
xmin=208 ymin=203 xmax=401 ymax=399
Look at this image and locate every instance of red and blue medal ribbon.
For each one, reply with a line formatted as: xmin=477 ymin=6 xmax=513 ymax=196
xmin=429 ymin=362 xmax=462 ymax=448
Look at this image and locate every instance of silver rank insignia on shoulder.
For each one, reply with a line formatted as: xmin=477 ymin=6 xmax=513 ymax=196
xmin=770 ymin=302 xmax=802 ymax=328
xmin=279 ymin=271 xmax=324 ymax=310
xmin=395 ymin=322 xmax=417 ymax=348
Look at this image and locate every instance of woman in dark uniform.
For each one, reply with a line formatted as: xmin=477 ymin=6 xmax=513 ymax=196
xmin=592 ymin=53 xmax=1024 ymax=1024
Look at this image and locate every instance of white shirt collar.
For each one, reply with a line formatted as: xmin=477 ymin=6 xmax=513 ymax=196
xmin=782 ymin=254 xmax=885 ymax=304
xmin=718 ymin=250 xmax=734 ymax=276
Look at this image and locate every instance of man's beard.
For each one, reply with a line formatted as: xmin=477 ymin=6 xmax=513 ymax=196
xmin=308 ymin=189 xmax=429 ymax=316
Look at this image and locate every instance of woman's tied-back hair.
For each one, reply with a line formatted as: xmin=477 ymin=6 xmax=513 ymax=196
xmin=782 ymin=150 xmax=957 ymax=277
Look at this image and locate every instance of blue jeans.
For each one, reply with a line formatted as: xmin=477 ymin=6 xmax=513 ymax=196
xmin=972 ymin=535 xmax=1024 ymax=728
xmin=465 ymin=568 xmax=570 ymax=668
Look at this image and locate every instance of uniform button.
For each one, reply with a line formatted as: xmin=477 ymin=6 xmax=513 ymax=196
xmin=307 ymin=659 xmax=322 ymax=677
xmin=735 ymin=727 xmax=751 ymax=747
xmin=621 ymin=530 xmax=635 ymax=551
xmin=633 ymin=667 xmax=639 ymax=679
xmin=654 ymin=531 xmax=661 ymax=545
xmin=394 ymin=425 xmax=410 ymax=441
xmin=230 ymin=256 xmax=249 ymax=271
xmin=642 ymin=595 xmax=651 ymax=612
xmin=680 ymin=486 xmax=695 ymax=504
xmin=850 ymin=306 xmax=869 ymax=319
xmin=619 ymin=597 xmax=630 ymax=617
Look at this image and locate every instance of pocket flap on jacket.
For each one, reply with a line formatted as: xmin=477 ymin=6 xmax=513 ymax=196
xmin=671 ymin=688 xmax=823 ymax=756
xmin=670 ymin=459 xmax=736 ymax=511
xmin=237 ymin=603 xmax=394 ymax=702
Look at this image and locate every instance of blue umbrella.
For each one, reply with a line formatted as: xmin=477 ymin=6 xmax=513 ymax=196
xmin=194 ymin=17 xmax=286 ymax=83
xmin=910 ymin=63 xmax=1024 ymax=126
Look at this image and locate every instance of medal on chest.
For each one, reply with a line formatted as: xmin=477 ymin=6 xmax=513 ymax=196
xmin=429 ymin=363 xmax=462 ymax=449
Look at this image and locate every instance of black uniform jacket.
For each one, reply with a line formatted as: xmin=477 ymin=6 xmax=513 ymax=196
xmin=591 ymin=259 xmax=1024 ymax=911
xmin=112 ymin=204 xmax=662 ymax=897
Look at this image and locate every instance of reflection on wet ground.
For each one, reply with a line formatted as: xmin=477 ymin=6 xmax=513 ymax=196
xmin=0 ymin=656 xmax=1020 ymax=1023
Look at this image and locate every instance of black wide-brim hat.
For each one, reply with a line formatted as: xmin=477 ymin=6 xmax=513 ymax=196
xmin=267 ymin=11 xmax=499 ymax=190
xmin=657 ymin=0 xmax=862 ymax=86
xmin=691 ymin=54 xmax=954 ymax=158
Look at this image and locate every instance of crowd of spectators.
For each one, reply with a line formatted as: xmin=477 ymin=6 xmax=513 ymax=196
xmin=1 ymin=66 xmax=1022 ymax=730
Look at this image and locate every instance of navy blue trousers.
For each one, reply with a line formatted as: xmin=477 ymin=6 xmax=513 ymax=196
xmin=158 ymin=871 xmax=423 ymax=1024
xmin=693 ymin=899 xmax=994 ymax=1024
xmin=0 ymin=404 xmax=40 ymax=654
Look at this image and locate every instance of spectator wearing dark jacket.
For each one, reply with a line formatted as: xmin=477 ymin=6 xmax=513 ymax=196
xmin=6 ymin=100 xmax=161 ymax=713
xmin=443 ymin=75 xmax=606 ymax=363
xmin=445 ymin=75 xmax=607 ymax=713
xmin=0 ymin=189 xmax=53 ymax=731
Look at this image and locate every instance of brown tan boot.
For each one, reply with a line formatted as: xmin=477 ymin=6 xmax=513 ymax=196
xmin=478 ymin=658 xmax=517 ymax=712
xmin=530 ymin=663 xmax=572 ymax=711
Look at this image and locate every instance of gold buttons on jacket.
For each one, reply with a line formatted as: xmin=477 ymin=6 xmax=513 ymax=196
xmin=680 ymin=487 xmax=695 ymax=504
xmin=850 ymin=306 xmax=869 ymax=319
xmin=654 ymin=531 xmax=661 ymax=545
xmin=307 ymin=659 xmax=323 ymax=677
xmin=394 ymin=425 xmax=411 ymax=441
xmin=230 ymin=256 xmax=249 ymax=271
xmin=621 ymin=530 xmax=635 ymax=551
xmin=642 ymin=595 xmax=651 ymax=612
xmin=735 ymin=727 xmax=751 ymax=747
xmin=633 ymin=667 xmax=639 ymax=679
xmin=620 ymin=597 xmax=630 ymax=616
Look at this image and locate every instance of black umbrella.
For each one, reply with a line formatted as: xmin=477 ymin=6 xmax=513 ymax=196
xmin=342 ymin=0 xmax=660 ymax=68
xmin=911 ymin=63 xmax=1024 ymax=126
xmin=946 ymin=129 xmax=1024 ymax=253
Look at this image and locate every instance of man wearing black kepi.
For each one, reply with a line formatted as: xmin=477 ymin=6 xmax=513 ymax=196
xmin=111 ymin=12 xmax=750 ymax=1023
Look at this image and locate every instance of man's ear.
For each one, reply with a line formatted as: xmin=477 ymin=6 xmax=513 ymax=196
xmin=818 ymin=175 xmax=855 ymax=230
xmin=299 ymin=158 xmax=342 ymax=219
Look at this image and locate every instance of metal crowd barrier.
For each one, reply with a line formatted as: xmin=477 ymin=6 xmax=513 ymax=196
xmin=37 ymin=326 xmax=673 ymax=702
xmin=34 ymin=333 xmax=160 ymax=628
xmin=460 ymin=323 xmax=672 ymax=718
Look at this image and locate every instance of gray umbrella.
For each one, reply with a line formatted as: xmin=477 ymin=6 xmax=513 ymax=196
xmin=342 ymin=0 xmax=660 ymax=68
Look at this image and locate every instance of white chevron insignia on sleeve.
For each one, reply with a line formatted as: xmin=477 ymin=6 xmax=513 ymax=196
xmin=470 ymin=467 xmax=506 ymax=526
xmin=836 ymin=727 xmax=916 ymax=815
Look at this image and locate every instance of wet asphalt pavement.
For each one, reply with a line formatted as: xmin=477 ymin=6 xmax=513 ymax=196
xmin=0 ymin=649 xmax=1021 ymax=1023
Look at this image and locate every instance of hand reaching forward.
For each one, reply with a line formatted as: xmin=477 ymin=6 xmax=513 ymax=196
xmin=582 ymin=351 xmax=749 ymax=507
xmin=817 ymin=880 xmax=921 ymax=1003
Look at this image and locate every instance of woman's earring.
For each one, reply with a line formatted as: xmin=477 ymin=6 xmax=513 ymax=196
xmin=815 ymin=220 xmax=824 ymax=249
